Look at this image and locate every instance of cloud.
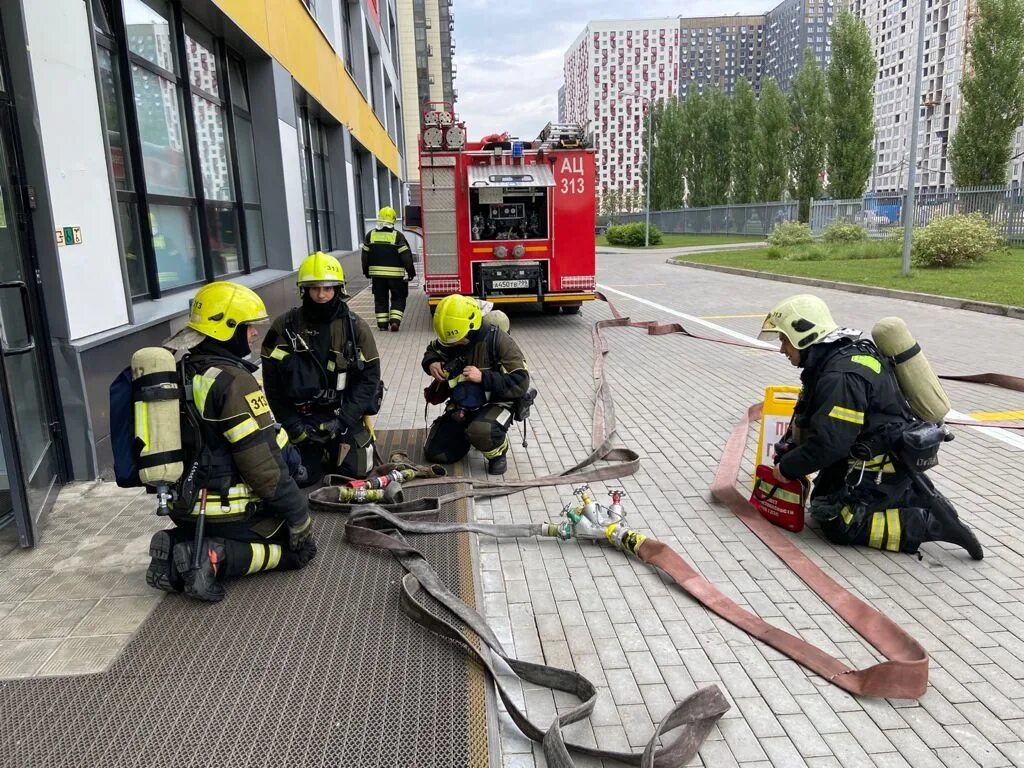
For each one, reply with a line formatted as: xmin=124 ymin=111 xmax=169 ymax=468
xmin=452 ymin=1 xmax=777 ymax=137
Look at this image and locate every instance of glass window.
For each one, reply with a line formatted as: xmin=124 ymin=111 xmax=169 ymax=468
xmin=245 ymin=209 xmax=266 ymax=269
xmin=234 ymin=113 xmax=259 ymax=203
xmin=150 ymin=204 xmax=201 ymax=289
xmin=97 ymin=48 xmax=133 ymax=192
xmin=131 ymin=65 xmax=191 ymax=196
xmin=191 ymin=94 xmax=233 ymax=201
xmin=92 ymin=7 xmax=267 ymax=301
xmin=119 ymin=202 xmax=148 ymax=297
xmin=124 ymin=0 xmax=175 ymax=73
xmin=185 ymin=27 xmax=219 ymax=97
xmin=208 ymin=204 xmax=241 ymax=276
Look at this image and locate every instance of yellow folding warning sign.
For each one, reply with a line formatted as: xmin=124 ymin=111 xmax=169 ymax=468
xmin=753 ymin=385 xmax=801 ymax=487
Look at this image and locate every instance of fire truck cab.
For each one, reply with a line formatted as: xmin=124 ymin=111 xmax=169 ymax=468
xmin=414 ymin=104 xmax=597 ymax=314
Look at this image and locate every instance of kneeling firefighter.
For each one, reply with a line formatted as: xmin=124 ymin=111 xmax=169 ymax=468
xmin=147 ymin=282 xmax=317 ymax=603
xmin=759 ymin=294 xmax=983 ymax=560
xmin=423 ymin=294 xmax=532 ymax=475
xmin=261 ymin=252 xmax=382 ymax=484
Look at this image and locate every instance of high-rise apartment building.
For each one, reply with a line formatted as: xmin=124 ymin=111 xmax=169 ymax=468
xmin=854 ymin=0 xmax=1023 ymax=192
xmin=563 ymin=2 xmax=839 ymax=202
xmin=397 ymin=0 xmax=456 ymax=186
xmin=563 ymin=19 xmax=681 ymax=198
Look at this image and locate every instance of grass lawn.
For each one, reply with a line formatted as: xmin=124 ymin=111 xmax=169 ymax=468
xmin=673 ymin=246 xmax=1024 ymax=307
xmin=596 ymin=232 xmax=766 ymax=248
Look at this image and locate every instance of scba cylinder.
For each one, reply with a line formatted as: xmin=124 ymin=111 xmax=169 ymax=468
xmin=872 ymin=317 xmax=950 ymax=423
xmin=131 ymin=347 xmax=184 ymax=486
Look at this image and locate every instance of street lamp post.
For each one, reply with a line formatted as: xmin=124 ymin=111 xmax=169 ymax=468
xmin=901 ymin=0 xmax=929 ymax=277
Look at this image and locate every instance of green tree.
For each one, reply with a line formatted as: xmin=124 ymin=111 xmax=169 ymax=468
xmin=731 ymin=77 xmax=760 ymax=203
xmin=680 ymin=88 xmax=709 ymax=206
xmin=826 ymin=10 xmax=877 ymax=198
xmin=703 ymin=88 xmax=733 ymax=205
xmin=757 ymin=78 xmax=790 ymax=201
xmin=789 ymin=49 xmax=829 ymax=221
xmin=645 ymin=99 xmax=687 ymax=210
xmin=949 ymin=0 xmax=1024 ymax=186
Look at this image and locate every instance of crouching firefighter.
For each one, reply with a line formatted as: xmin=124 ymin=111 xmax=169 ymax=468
xmin=146 ymin=281 xmax=317 ymax=603
xmin=759 ymin=294 xmax=983 ymax=560
xmin=261 ymin=252 xmax=382 ymax=484
xmin=423 ymin=294 xmax=533 ymax=475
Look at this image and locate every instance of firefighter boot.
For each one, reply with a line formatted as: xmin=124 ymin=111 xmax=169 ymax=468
xmin=487 ymin=453 xmax=507 ymax=475
xmin=145 ymin=530 xmax=183 ymax=593
xmin=389 ymin=320 xmax=400 ymax=332
xmin=920 ymin=508 xmax=984 ymax=561
xmin=378 ymin=323 xmax=389 ymax=331
xmin=173 ymin=538 xmax=228 ymax=602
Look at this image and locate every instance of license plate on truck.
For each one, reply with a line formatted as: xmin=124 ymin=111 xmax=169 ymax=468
xmin=490 ymin=279 xmax=530 ymax=289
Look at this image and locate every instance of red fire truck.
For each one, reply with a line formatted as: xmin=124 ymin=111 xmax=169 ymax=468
xmin=412 ymin=104 xmax=597 ymax=314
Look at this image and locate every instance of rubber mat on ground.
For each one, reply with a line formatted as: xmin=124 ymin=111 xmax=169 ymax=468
xmin=0 ymin=429 xmax=490 ymax=768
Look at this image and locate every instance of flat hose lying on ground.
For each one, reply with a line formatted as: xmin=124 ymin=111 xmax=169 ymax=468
xmin=323 ymin=294 xmax=1024 ymax=763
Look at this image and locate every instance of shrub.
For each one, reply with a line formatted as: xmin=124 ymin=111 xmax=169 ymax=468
xmin=767 ymin=221 xmax=813 ymax=247
xmin=822 ymin=219 xmax=868 ymax=243
xmin=605 ymin=222 xmax=663 ymax=247
xmin=911 ymin=212 xmax=1005 ymax=267
xmin=766 ymin=245 xmax=784 ymax=260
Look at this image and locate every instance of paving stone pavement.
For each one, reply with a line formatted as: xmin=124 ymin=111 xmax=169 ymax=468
xmin=2 ymin=254 xmax=1023 ymax=768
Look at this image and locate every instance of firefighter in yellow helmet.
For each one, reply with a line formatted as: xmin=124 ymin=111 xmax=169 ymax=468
xmin=422 ymin=294 xmax=531 ymax=475
xmin=147 ymin=281 xmax=317 ymax=603
xmin=760 ymin=294 xmax=982 ymax=560
xmin=362 ymin=205 xmax=415 ymax=331
xmin=261 ymin=252 xmax=382 ymax=485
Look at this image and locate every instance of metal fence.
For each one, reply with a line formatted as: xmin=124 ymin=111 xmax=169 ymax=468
xmin=603 ymin=201 xmax=797 ymax=237
xmin=809 ymin=186 xmax=1024 ymax=244
xmin=602 ymin=186 xmax=1024 ymax=244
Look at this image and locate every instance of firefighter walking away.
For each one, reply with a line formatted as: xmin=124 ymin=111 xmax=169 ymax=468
xmin=759 ymin=294 xmax=983 ymax=561
xmin=362 ymin=206 xmax=415 ymax=331
xmin=147 ymin=282 xmax=317 ymax=603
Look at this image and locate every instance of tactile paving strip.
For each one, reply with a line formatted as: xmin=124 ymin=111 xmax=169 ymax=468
xmin=0 ymin=430 xmax=489 ymax=768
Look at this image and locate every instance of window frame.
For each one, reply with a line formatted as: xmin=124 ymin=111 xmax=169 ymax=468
xmin=93 ymin=0 xmax=263 ymax=301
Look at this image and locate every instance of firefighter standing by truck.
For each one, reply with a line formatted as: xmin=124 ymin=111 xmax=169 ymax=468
xmin=759 ymin=294 xmax=983 ymax=560
xmin=422 ymin=294 xmax=530 ymax=475
xmin=362 ymin=206 xmax=415 ymax=332
xmin=146 ymin=281 xmax=317 ymax=603
xmin=261 ymin=252 xmax=381 ymax=484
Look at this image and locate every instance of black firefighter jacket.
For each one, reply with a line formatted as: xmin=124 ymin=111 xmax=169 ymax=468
xmin=778 ymin=336 xmax=915 ymax=497
xmin=361 ymin=226 xmax=415 ymax=280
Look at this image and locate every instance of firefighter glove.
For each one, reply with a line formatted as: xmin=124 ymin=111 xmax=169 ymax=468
xmin=288 ymin=513 xmax=315 ymax=552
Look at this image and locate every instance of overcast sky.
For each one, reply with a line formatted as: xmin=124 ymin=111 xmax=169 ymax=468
xmin=452 ymin=0 xmax=777 ymax=140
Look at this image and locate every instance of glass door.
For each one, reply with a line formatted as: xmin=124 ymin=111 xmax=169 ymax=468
xmin=0 ymin=36 xmax=65 ymax=546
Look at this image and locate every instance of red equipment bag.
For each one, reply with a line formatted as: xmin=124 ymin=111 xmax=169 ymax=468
xmin=750 ymin=464 xmax=807 ymax=533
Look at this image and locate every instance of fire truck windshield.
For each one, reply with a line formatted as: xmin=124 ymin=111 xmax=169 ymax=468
xmin=469 ymin=188 xmax=549 ymax=241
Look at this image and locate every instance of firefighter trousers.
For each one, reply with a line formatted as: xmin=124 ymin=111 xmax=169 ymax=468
xmin=371 ymin=277 xmax=408 ymax=327
xmin=424 ymin=404 xmax=512 ymax=464
xmin=297 ymin=425 xmax=375 ymax=483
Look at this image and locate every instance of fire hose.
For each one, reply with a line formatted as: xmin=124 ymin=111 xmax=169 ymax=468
xmin=310 ymin=293 xmax=1024 ymax=763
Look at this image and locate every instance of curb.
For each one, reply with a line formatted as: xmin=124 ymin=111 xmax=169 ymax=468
xmin=669 ymin=259 xmax=1024 ymax=320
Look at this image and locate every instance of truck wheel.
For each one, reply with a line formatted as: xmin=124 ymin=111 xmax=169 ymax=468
xmin=542 ymin=304 xmax=561 ymax=315
xmin=561 ymin=305 xmax=581 ymax=315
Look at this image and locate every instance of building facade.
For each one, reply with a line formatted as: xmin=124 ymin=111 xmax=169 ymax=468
xmin=563 ymin=3 xmax=839 ymax=205
xmin=0 ymin=0 xmax=405 ymax=547
xmin=396 ymin=0 xmax=455 ymax=186
xmin=854 ymin=0 xmax=1024 ymax=192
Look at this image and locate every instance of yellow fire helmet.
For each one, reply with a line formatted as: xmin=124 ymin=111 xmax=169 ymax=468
xmin=187 ymin=281 xmax=269 ymax=342
xmin=378 ymin=206 xmax=398 ymax=226
xmin=297 ymin=251 xmax=348 ymax=295
xmin=759 ymin=294 xmax=838 ymax=350
xmin=433 ymin=294 xmax=482 ymax=345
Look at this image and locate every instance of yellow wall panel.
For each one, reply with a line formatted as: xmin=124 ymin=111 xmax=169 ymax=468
xmin=212 ymin=0 xmax=399 ymax=173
